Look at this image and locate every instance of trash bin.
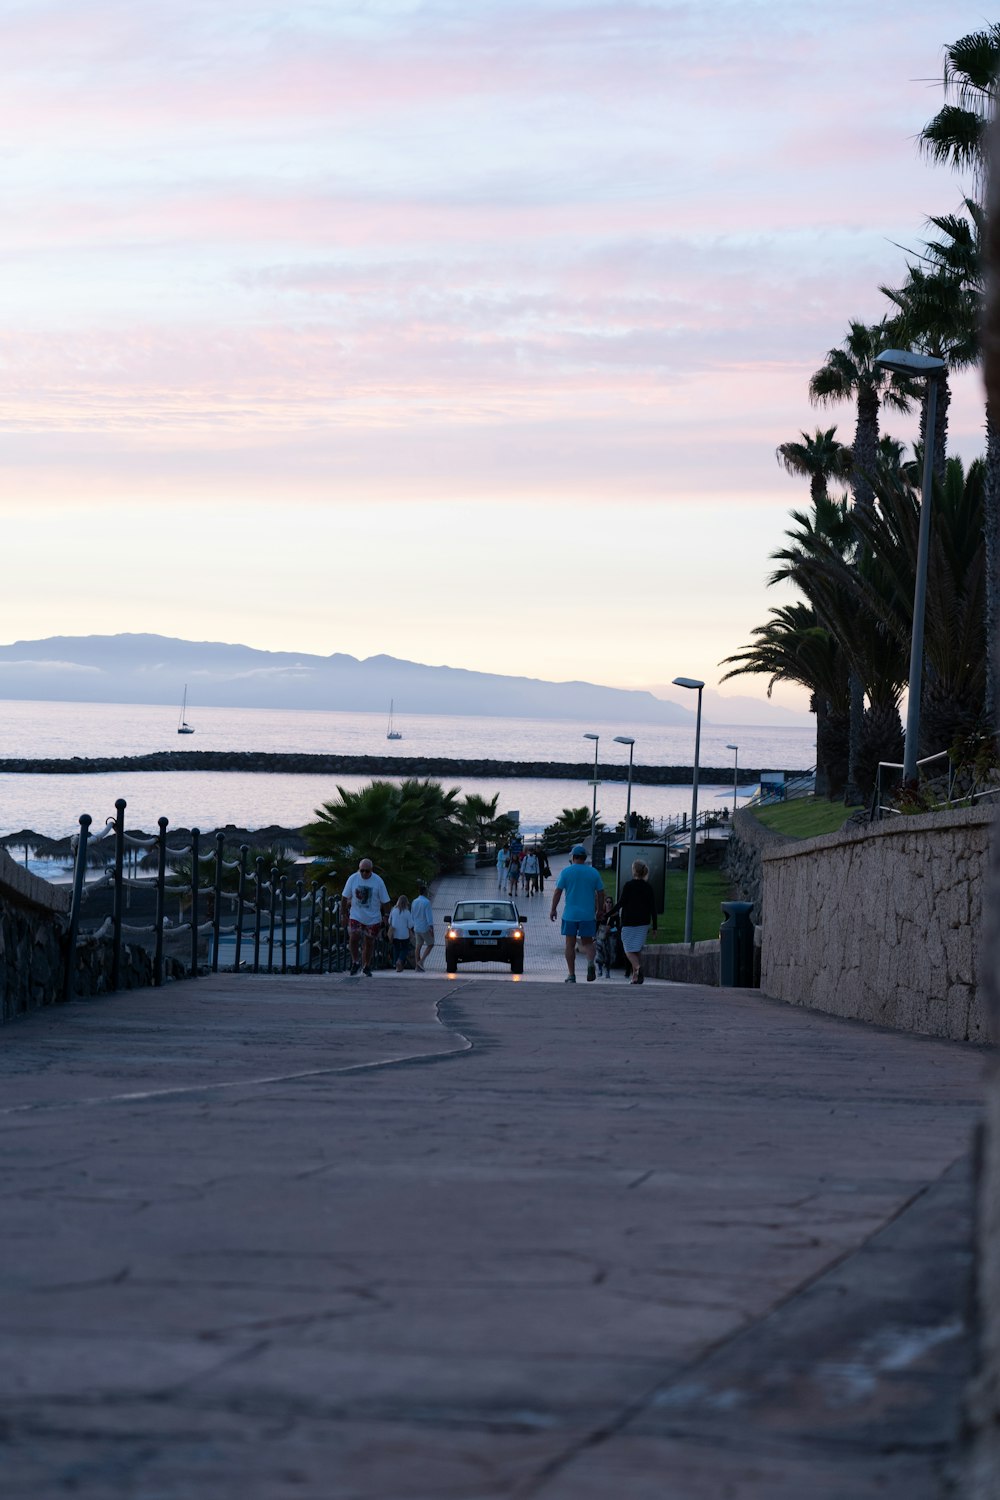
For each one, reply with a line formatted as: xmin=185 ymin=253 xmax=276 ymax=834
xmin=462 ymin=852 xmax=477 ymax=875
xmin=720 ymin=900 xmax=754 ymax=986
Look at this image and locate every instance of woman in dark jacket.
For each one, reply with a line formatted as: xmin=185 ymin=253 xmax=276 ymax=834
xmin=606 ymin=859 xmax=657 ymax=984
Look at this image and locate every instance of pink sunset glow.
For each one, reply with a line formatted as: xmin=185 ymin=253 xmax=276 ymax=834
xmin=0 ymin=0 xmax=991 ymax=710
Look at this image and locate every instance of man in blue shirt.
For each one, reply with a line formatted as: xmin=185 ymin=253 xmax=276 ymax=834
xmin=550 ymin=844 xmax=605 ymax=983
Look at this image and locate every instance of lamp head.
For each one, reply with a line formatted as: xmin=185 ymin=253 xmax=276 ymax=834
xmin=875 ymin=348 xmax=947 ymax=379
xmin=613 ymin=735 xmax=635 ymax=746
xmin=726 ymin=743 xmax=738 ymax=751
xmin=672 ymin=676 xmax=704 ymax=690
xmin=583 ymin=732 xmax=599 ymax=741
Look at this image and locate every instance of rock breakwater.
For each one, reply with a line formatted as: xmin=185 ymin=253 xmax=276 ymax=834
xmin=0 ymin=751 xmax=805 ymax=784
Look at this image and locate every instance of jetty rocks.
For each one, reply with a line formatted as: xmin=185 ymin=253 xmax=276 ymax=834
xmin=0 ymin=751 xmax=804 ymax=785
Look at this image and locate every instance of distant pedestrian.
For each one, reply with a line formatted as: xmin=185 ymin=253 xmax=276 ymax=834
xmin=342 ymin=857 xmax=391 ymax=977
xmin=606 ymin=859 xmax=657 ymax=984
xmin=388 ymin=895 xmax=415 ymax=972
xmin=411 ymin=882 xmax=434 ymax=971
xmin=549 ymin=844 xmax=604 ymax=983
xmin=496 ymin=846 xmax=508 ymax=892
xmin=537 ymin=848 xmax=551 ymax=893
xmin=507 ymin=854 xmax=521 ymax=898
xmin=522 ymin=849 xmax=539 ymax=894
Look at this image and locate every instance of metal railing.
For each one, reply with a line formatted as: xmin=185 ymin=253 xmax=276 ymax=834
xmin=870 ymin=747 xmax=1000 ymax=822
xmin=63 ymin=798 xmax=390 ymax=1003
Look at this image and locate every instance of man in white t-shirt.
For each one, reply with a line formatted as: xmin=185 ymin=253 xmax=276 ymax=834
xmin=341 ymin=857 xmax=391 ymax=977
xmin=411 ymin=882 xmax=434 ymax=972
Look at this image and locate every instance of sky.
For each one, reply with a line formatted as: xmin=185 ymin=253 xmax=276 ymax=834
xmin=1 ymin=0 xmax=991 ymax=715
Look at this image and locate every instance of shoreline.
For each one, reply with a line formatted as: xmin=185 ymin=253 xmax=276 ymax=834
xmin=0 ymin=751 xmax=808 ymax=785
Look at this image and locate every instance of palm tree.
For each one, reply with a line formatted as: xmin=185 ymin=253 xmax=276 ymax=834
xmin=809 ymin=318 xmax=917 ymax=797
xmin=919 ymin=24 xmax=1000 ymax=193
xmin=809 ymin=318 xmax=915 ymax=514
xmin=918 ymin=29 xmax=1000 ymax=726
xmin=721 ymin=602 xmax=849 ymax=799
xmin=305 ymin=780 xmax=439 ymax=897
xmin=775 ymin=427 xmax=852 ymax=505
xmin=461 ymin=792 xmax=517 ymax=854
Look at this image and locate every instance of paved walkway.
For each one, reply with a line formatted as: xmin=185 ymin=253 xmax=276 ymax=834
xmin=0 ymin=970 xmax=984 ymax=1497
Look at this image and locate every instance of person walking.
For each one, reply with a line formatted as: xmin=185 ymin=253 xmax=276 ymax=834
xmin=606 ymin=859 xmax=658 ymax=984
xmin=388 ymin=895 xmax=415 ymax=972
xmin=341 ymin=857 xmax=391 ymax=977
xmin=521 ymin=848 xmax=539 ymax=895
xmin=537 ymin=847 xmax=551 ymax=893
xmin=496 ymin=846 xmax=508 ymax=892
xmin=549 ymin=844 xmax=604 ymax=983
xmin=411 ymin=881 xmax=434 ymax=972
xmin=507 ymin=853 xmax=521 ymax=899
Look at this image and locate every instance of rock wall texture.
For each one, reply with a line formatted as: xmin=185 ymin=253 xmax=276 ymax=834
xmin=0 ymin=751 xmax=801 ymax=785
xmin=0 ymin=847 xmax=70 ymax=1023
xmin=641 ymin=939 xmax=720 ymax=986
xmin=723 ymin=807 xmax=796 ymax=923
xmin=760 ymin=805 xmax=994 ymax=1044
xmin=0 ymin=847 xmax=184 ymax=1023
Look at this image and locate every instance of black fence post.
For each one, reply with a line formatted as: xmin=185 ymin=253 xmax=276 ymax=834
xmin=63 ymin=813 xmax=92 ymax=1003
xmin=295 ymin=881 xmax=304 ymax=972
xmin=234 ymin=846 xmax=248 ymax=971
xmin=280 ymin=876 xmax=289 ymax=974
xmin=211 ymin=831 xmax=224 ymax=972
xmin=318 ymin=887 xmax=328 ymax=973
xmin=253 ymin=857 xmax=264 ymax=973
xmin=307 ymin=881 xmax=318 ymax=972
xmin=111 ymin=798 xmax=126 ymax=991
xmin=154 ymin=816 xmax=168 ymax=987
xmin=190 ymin=828 xmax=200 ymax=977
xmin=267 ymin=867 xmax=278 ymax=973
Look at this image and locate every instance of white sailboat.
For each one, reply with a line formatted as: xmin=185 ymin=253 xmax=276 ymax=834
xmin=177 ymin=685 xmax=195 ymax=735
xmin=386 ymin=699 xmax=402 ymax=741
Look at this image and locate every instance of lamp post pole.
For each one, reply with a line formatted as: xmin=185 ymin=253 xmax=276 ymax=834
xmin=583 ymin=733 xmax=599 ymax=851
xmin=875 ymin=348 xmax=948 ymax=784
xmin=613 ymin=735 xmax=635 ymax=838
xmin=726 ymin=743 xmax=739 ymax=817
xmin=673 ymin=677 xmax=704 ymax=947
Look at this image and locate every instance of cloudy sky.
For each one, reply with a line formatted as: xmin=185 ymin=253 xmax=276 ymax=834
xmin=1 ymin=0 xmax=989 ymax=712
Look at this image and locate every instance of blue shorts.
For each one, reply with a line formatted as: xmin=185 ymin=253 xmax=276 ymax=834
xmin=561 ymin=918 xmax=596 ymax=939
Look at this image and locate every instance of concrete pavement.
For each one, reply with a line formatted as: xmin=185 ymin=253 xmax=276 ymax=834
xmin=0 ymin=969 xmax=985 ymax=1498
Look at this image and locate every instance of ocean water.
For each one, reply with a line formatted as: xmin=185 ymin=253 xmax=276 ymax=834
xmin=0 ymin=699 xmax=814 ymax=842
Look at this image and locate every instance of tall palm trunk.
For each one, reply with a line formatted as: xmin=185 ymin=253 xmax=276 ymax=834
xmin=918 ymin=370 xmax=952 ymax=480
xmin=986 ymin=402 xmax=1000 ymax=729
xmin=844 ymin=388 xmax=880 ymax=801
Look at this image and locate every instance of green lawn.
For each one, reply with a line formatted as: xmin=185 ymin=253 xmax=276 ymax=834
xmin=751 ymin=797 xmax=852 ymax=839
xmin=601 ymin=866 xmax=733 ymax=944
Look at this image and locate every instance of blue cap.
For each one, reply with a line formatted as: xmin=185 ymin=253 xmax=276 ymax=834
xmin=571 ymin=844 xmax=587 ymax=858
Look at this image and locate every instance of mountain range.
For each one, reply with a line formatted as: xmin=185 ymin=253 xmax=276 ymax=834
xmin=0 ymin=634 xmax=811 ymax=726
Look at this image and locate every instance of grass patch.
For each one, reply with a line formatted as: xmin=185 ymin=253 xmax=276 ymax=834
xmin=751 ymin=797 xmax=852 ymax=839
xmin=602 ymin=866 xmax=733 ymax=944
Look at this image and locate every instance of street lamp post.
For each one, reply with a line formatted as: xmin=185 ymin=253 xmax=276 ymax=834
xmin=613 ymin=735 xmax=635 ymax=838
xmin=673 ymin=677 xmax=704 ymax=947
xmin=583 ymin=733 xmax=600 ymax=851
xmin=726 ymin=743 xmax=739 ymax=817
xmin=874 ymin=348 xmax=948 ymax=783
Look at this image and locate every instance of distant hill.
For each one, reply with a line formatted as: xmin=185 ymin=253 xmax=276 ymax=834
xmin=644 ymin=683 xmax=813 ymax=728
xmin=0 ymin=633 xmax=699 ymax=724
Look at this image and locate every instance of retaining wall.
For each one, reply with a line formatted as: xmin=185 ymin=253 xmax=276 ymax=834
xmin=760 ymin=805 xmax=994 ymax=1043
xmin=0 ymin=847 xmax=183 ymax=1023
xmin=641 ymin=939 xmax=719 ymax=986
xmin=0 ymin=847 xmax=71 ymax=1022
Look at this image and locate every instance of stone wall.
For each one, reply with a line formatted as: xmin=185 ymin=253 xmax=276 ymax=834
xmin=0 ymin=847 xmax=184 ymax=1022
xmin=760 ymin=805 xmax=993 ymax=1044
xmin=723 ymin=807 xmax=796 ymax=923
xmin=641 ymin=939 xmax=719 ymax=985
xmin=0 ymin=847 xmax=70 ymax=1022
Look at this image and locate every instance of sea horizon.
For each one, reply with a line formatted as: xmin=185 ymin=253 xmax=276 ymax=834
xmin=0 ymin=699 xmax=814 ymax=846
